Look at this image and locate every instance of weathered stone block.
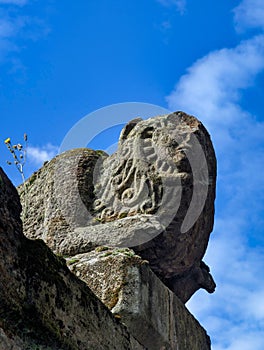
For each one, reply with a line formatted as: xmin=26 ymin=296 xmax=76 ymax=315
xmin=67 ymin=247 xmax=211 ymax=350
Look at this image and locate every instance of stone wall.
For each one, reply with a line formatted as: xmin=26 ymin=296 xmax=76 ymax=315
xmin=0 ymin=168 xmax=144 ymax=350
xmin=67 ymin=247 xmax=211 ymax=349
xmin=0 ymin=166 xmax=212 ymax=349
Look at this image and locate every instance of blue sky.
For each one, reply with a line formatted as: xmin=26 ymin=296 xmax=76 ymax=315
xmin=1 ymin=0 xmax=264 ymax=349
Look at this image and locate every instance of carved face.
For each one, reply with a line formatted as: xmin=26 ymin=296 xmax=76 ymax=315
xmin=92 ymin=116 xmax=190 ymax=230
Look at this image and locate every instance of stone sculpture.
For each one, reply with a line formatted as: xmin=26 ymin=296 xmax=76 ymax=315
xmin=19 ymin=111 xmax=217 ymax=303
xmin=0 ymin=167 xmax=212 ymax=349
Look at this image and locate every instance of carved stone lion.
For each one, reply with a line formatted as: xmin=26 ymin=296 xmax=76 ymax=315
xmin=19 ymin=111 xmax=217 ymax=302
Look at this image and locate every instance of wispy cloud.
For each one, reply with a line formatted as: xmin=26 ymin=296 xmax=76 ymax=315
xmin=167 ymin=0 xmax=264 ymax=349
xmin=0 ymin=0 xmax=49 ymax=69
xmin=0 ymin=1 xmax=28 ymax=64
xmin=27 ymin=144 xmax=58 ymax=166
xmin=234 ymin=0 xmax=264 ymax=32
xmin=167 ymin=35 xmax=264 ymax=137
xmin=156 ymin=0 xmax=186 ymax=14
xmin=188 ymin=216 xmax=264 ymax=349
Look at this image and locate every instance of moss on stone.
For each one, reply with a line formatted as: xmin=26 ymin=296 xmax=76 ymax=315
xmin=96 ymin=150 xmax=107 ymax=156
xmin=95 ymin=246 xmax=109 ymax=252
xmin=28 ymin=172 xmax=37 ymax=186
xmin=67 ymin=258 xmax=80 ymax=265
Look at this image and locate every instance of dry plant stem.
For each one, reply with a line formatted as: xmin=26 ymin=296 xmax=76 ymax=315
xmin=4 ymin=135 xmax=28 ymax=219
xmin=19 ymin=164 xmax=28 ymax=220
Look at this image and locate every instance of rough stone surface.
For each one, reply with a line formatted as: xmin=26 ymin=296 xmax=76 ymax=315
xmin=19 ymin=148 xmax=105 ymax=252
xmin=66 ymin=247 xmax=211 ymax=350
xmin=19 ymin=111 xmax=217 ymax=303
xmin=0 ymin=167 xmax=145 ymax=350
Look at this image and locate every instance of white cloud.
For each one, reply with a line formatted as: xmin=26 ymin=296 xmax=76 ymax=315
xmin=156 ymin=0 xmax=186 ymax=14
xmin=234 ymin=0 xmax=264 ymax=32
xmin=0 ymin=0 xmax=49 ymax=68
xmin=167 ymin=35 xmax=264 ymax=133
xmin=0 ymin=3 xmax=27 ymax=63
xmin=245 ymin=289 xmax=264 ymax=319
xmin=187 ymin=216 xmax=264 ymax=349
xmin=213 ymin=331 xmax=264 ymax=350
xmin=27 ymin=144 xmax=58 ymax=166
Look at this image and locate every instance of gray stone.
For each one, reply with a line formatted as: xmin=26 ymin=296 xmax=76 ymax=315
xmin=165 ymin=261 xmax=216 ymax=303
xmin=67 ymin=247 xmax=211 ymax=350
xmin=19 ymin=111 xmax=217 ymax=303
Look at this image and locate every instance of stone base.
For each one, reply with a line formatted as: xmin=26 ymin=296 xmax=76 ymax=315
xmin=67 ymin=247 xmax=211 ymax=350
xmin=0 ymin=168 xmax=144 ymax=350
